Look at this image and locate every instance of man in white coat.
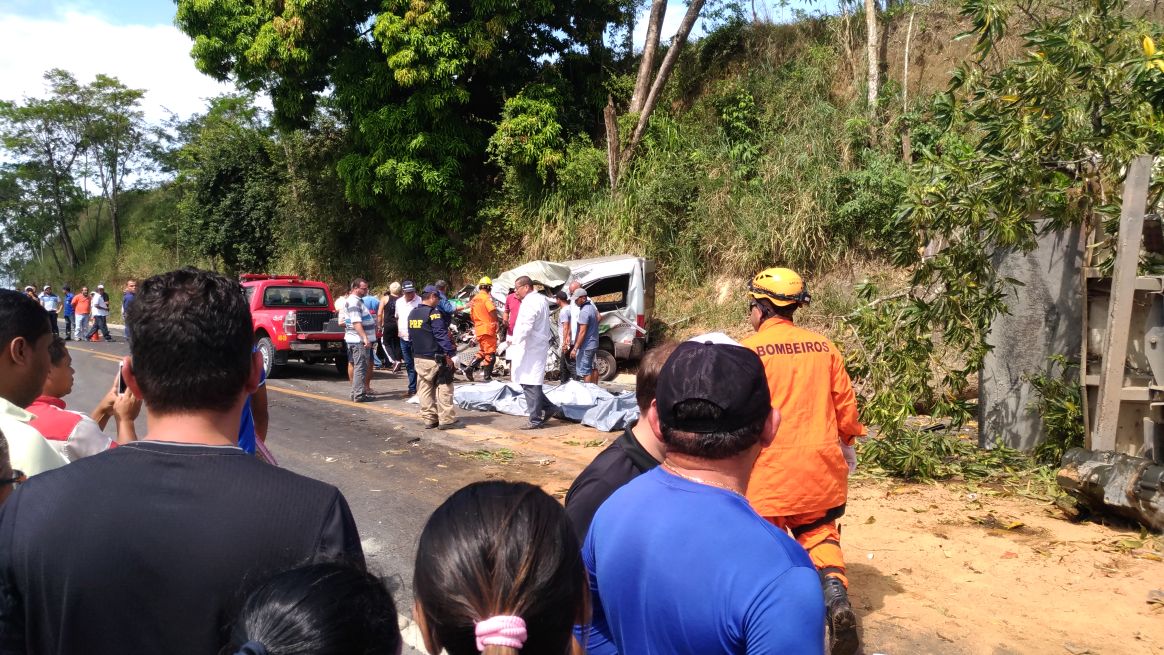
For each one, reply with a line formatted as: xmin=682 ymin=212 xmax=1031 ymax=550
xmin=509 ymin=275 xmax=559 ymax=429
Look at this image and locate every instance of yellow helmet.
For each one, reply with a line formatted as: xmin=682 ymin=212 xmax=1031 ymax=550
xmin=748 ymin=267 xmax=810 ymax=306
xmin=478 ymin=276 xmax=492 ymax=286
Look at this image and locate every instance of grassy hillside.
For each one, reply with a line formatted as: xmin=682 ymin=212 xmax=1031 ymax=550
xmin=16 ymin=186 xmax=186 ymax=301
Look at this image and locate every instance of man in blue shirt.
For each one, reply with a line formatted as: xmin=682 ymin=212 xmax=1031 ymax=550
xmin=570 ymin=288 xmax=601 ymax=383
xmin=61 ymin=287 xmax=74 ymax=341
xmin=121 ymin=280 xmax=136 ymax=343
xmin=433 ymin=279 xmax=457 ymax=317
xmin=363 ymin=291 xmax=382 ymax=369
xmin=581 ymin=340 xmax=825 ymax=655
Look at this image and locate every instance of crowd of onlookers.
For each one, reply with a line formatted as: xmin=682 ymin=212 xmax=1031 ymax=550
xmin=0 ymin=264 xmax=861 ymax=655
xmin=16 ymin=279 xmax=137 ymax=342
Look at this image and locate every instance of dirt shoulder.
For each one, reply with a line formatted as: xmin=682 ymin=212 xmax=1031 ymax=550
xmin=845 ymin=479 xmax=1163 ymax=654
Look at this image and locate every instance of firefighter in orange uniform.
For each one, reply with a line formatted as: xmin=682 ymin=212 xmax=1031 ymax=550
xmin=741 ymin=267 xmax=866 ymax=655
xmin=461 ymin=277 xmax=499 ymax=382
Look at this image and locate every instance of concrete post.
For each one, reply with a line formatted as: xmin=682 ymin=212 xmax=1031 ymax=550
xmin=979 ymin=222 xmax=1085 ymax=450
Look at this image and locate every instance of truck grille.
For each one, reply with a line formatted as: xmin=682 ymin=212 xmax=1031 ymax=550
xmin=295 ymin=310 xmax=332 ymax=333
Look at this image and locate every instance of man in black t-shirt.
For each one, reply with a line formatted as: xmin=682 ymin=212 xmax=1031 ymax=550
xmin=0 ymin=268 xmax=364 ymax=655
xmin=565 ymin=341 xmax=678 ymax=539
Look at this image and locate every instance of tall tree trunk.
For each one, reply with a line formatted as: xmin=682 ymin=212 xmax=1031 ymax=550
xmin=47 ymin=240 xmax=63 ymax=275
xmin=629 ymin=0 xmax=668 ymax=116
xmin=44 ymin=146 xmax=80 ymax=268
xmin=50 ymin=181 xmax=79 ymax=268
xmin=91 ymin=195 xmax=105 ymax=246
xmin=865 ymin=0 xmax=880 ymax=116
xmin=902 ymin=10 xmax=916 ymax=163
xmin=620 ymin=0 xmax=705 ymax=174
xmin=604 ymin=96 xmax=621 ymax=193
xmin=109 ymin=158 xmax=123 ymax=255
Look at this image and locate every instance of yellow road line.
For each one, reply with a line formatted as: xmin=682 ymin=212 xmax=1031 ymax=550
xmin=69 ymin=346 xmax=123 ymax=364
xmin=262 ymin=384 xmax=418 ymax=419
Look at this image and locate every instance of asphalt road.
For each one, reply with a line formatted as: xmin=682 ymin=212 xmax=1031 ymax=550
xmin=61 ymin=326 xmax=604 ymax=653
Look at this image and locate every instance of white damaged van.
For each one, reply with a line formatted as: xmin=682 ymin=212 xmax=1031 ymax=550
xmin=564 ymin=255 xmax=656 ymax=380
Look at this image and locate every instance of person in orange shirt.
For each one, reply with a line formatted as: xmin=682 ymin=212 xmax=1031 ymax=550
xmin=461 ymin=276 xmax=499 ymax=382
xmin=741 ymin=267 xmax=865 ymax=655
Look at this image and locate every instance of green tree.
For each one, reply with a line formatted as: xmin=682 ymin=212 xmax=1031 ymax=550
xmin=85 ymin=75 xmax=148 ymax=256
xmin=172 ymin=95 xmax=283 ymax=274
xmin=176 ymin=0 xmax=623 ymax=265
xmin=0 ymin=163 xmax=75 ymax=275
xmin=0 ymin=69 xmax=96 ymax=269
xmin=848 ymin=0 xmax=1164 ymax=438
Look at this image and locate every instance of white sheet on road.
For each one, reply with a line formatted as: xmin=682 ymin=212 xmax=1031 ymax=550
xmin=454 ymin=380 xmax=640 ymax=432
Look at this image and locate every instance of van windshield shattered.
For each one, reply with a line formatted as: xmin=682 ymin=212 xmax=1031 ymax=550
xmin=263 ymin=286 xmax=330 ymax=307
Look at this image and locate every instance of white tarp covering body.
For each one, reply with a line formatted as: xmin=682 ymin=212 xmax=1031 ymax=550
xmin=454 ymin=380 xmax=639 ymax=432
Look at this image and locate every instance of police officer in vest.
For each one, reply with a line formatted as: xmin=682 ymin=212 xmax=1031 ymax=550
xmin=408 ymin=285 xmax=462 ymax=430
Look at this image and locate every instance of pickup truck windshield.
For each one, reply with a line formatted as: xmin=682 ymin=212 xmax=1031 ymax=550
xmin=263 ymin=286 xmax=330 ymax=307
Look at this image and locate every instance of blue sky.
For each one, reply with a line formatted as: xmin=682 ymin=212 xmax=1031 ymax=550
xmin=3 ymin=0 xmax=176 ymax=25
xmin=0 ymin=0 xmax=832 ymax=122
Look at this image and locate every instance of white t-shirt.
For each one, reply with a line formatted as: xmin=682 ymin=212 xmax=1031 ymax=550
xmin=395 ymin=294 xmax=422 ymax=342
xmin=91 ymin=291 xmax=110 ymax=317
xmin=569 ymin=301 xmax=580 ymax=340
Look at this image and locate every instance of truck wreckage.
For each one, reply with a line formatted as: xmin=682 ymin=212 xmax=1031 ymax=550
xmin=1056 ymin=156 xmax=1164 ymax=530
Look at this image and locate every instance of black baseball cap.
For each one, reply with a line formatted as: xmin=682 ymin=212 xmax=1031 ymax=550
xmin=402 ymin=280 xmax=416 ymax=292
xmin=655 ymin=341 xmax=771 ymax=433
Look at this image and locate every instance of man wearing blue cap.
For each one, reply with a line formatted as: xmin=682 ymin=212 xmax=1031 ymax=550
xmin=580 ymin=340 xmax=825 ymax=654
xmin=407 ymin=286 xmax=461 ymax=430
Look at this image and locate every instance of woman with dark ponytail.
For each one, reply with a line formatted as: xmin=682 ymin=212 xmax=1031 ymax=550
xmin=413 ymin=481 xmax=589 ymax=655
xmin=225 ymin=562 xmax=402 ymax=655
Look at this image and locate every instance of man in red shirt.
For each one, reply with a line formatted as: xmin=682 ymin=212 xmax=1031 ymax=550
xmin=26 ymin=338 xmax=140 ymax=461
xmin=70 ymin=286 xmax=91 ymax=341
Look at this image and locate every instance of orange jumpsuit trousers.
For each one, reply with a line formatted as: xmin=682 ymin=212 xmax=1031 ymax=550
xmin=470 ymin=291 xmax=499 ymax=367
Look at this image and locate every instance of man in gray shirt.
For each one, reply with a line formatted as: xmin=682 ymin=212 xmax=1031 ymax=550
xmin=571 ymin=288 xmax=601 ymax=383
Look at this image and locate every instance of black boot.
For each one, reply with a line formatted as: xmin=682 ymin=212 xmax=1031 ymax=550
xmin=459 ymin=360 xmax=477 ymax=382
xmin=823 ymin=576 xmax=858 ymax=655
xmin=481 ymin=361 xmax=495 ymax=382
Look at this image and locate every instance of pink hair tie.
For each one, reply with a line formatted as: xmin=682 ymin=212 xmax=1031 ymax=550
xmin=474 ymin=615 xmax=527 ymax=651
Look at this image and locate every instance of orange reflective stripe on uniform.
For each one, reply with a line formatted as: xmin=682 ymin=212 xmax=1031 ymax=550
xmin=768 ymin=509 xmax=848 ymax=588
xmin=742 ymin=316 xmax=866 ymax=518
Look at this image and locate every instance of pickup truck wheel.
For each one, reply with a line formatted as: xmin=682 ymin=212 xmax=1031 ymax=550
xmin=334 ymin=347 xmax=348 ymax=377
xmin=595 ymin=349 xmax=618 ymax=382
xmin=257 ymin=336 xmax=277 ymax=378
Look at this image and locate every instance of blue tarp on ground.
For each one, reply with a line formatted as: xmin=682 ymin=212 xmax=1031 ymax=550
xmin=453 ymin=380 xmax=639 ymax=432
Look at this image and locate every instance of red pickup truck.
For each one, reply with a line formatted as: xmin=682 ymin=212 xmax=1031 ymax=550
xmin=241 ymin=274 xmax=347 ymax=377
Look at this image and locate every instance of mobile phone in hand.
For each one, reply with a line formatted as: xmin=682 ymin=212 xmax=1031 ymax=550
xmin=117 ymin=362 xmax=128 ymax=395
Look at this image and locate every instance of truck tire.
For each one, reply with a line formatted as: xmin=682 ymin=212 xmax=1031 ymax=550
xmin=335 ymin=347 xmax=348 ymax=377
xmin=257 ymin=336 xmax=278 ymax=379
xmin=595 ymin=349 xmax=618 ymax=382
